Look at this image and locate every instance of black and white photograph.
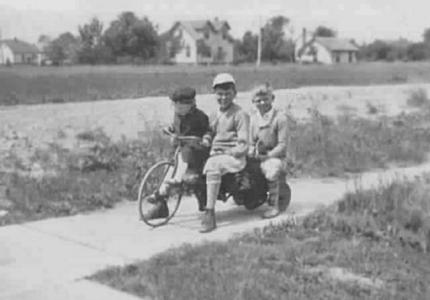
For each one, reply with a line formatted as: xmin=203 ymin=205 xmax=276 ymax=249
xmin=1 ymin=0 xmax=429 ymax=299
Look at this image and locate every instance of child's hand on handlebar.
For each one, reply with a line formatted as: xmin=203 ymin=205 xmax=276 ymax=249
xmin=170 ymin=134 xmax=178 ymax=146
xmin=162 ymin=128 xmax=178 ymax=146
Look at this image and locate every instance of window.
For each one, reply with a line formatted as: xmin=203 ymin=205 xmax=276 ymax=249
xmin=335 ymin=52 xmax=340 ymax=63
xmin=186 ymin=45 xmax=191 ymax=57
xmin=348 ymin=51 xmax=353 ymax=63
xmin=204 ymin=31 xmax=209 ymax=39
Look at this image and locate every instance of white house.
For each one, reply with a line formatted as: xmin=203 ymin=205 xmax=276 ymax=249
xmin=0 ymin=38 xmax=42 ymax=65
xmin=163 ymin=19 xmax=235 ymax=64
xmin=295 ymin=30 xmax=359 ymax=64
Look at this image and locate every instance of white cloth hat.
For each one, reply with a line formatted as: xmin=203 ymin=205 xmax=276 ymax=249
xmin=212 ymin=73 xmax=236 ymax=88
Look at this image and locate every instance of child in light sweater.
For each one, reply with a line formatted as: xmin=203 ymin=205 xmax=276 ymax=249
xmin=199 ymin=73 xmax=250 ymax=233
xmin=249 ymin=83 xmax=288 ymax=219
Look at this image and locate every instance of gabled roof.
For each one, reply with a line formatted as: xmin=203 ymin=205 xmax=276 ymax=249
xmin=0 ymin=39 xmax=40 ymax=54
xmin=168 ymin=19 xmax=233 ymax=42
xmin=315 ymin=37 xmax=359 ymax=52
xmin=212 ymin=19 xmax=230 ymax=31
xmin=180 ymin=21 xmax=205 ymax=40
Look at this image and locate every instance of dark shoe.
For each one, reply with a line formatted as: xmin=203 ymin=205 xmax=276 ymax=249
xmin=143 ymin=194 xmax=169 ymax=220
xmin=199 ymin=209 xmax=216 ymax=233
xmin=262 ymin=206 xmax=280 ymax=219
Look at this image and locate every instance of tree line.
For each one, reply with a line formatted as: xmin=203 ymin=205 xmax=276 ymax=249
xmin=358 ymin=29 xmax=430 ymax=61
xmin=39 ymin=12 xmax=159 ymax=65
xmin=38 ymin=11 xmax=430 ymax=65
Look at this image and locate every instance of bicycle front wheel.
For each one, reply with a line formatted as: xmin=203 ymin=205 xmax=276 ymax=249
xmin=138 ymin=161 xmax=183 ymax=227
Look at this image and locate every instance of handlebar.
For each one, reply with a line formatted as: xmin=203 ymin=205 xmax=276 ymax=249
xmin=162 ymin=128 xmax=202 ymax=143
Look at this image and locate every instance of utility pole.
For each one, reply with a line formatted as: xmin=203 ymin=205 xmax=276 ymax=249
xmin=256 ymin=15 xmax=262 ymax=67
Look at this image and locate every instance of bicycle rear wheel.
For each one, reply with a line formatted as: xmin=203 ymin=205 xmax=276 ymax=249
xmin=138 ymin=161 xmax=183 ymax=227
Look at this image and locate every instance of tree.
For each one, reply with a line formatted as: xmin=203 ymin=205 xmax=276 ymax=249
xmin=386 ymin=38 xmax=410 ymax=61
xmin=37 ymin=34 xmax=51 ymax=51
xmin=45 ymin=32 xmax=79 ymax=65
xmin=103 ymin=11 xmax=159 ymax=62
xmin=79 ymin=17 xmax=103 ymax=49
xmin=407 ymin=42 xmax=430 ymax=60
xmin=314 ymin=26 xmax=337 ymax=37
xmin=235 ymin=31 xmax=258 ymax=63
xmin=260 ymin=16 xmax=295 ymax=62
xmin=78 ymin=17 xmax=111 ymax=64
xmin=359 ymin=40 xmax=391 ymax=61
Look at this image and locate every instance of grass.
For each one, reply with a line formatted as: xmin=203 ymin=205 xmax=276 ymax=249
xmin=2 ymin=108 xmax=430 ymax=226
xmin=287 ymin=109 xmax=430 ymax=177
xmin=0 ymin=128 xmax=171 ymax=226
xmin=90 ymin=175 xmax=430 ymax=300
xmin=1 ymin=61 xmax=430 ymax=105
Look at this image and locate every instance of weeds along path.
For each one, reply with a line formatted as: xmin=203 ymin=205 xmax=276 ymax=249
xmin=1 ymin=161 xmax=430 ymax=299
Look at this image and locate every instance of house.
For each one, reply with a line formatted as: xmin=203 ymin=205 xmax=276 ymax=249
xmin=295 ymin=29 xmax=359 ymax=64
xmin=0 ymin=38 xmax=42 ymax=65
xmin=163 ymin=18 xmax=235 ymax=64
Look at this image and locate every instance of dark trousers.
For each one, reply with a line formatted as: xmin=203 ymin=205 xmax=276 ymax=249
xmin=180 ymin=145 xmax=209 ymax=173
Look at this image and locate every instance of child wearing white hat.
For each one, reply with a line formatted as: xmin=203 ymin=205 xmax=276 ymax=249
xmin=199 ymin=73 xmax=250 ymax=233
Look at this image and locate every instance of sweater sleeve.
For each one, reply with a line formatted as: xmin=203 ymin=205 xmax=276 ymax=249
xmin=227 ymin=110 xmax=250 ymax=158
xmin=248 ymin=115 xmax=257 ymax=156
xmin=267 ymin=114 xmax=288 ymax=158
xmin=202 ymin=112 xmax=216 ymax=145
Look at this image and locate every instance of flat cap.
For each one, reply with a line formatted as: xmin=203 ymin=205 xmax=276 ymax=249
xmin=170 ymin=87 xmax=196 ymax=103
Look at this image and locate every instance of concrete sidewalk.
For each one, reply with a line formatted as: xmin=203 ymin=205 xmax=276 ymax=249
xmin=1 ymin=162 xmax=430 ymax=300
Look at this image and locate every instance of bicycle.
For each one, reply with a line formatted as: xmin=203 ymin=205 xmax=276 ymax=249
xmin=138 ymin=130 xmax=204 ymax=227
xmin=138 ymin=131 xmax=292 ymax=228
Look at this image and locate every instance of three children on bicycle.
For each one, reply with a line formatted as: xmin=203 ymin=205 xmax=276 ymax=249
xmin=147 ymin=74 xmax=289 ymax=233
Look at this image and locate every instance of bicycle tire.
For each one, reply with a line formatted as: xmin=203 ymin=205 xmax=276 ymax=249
xmin=138 ymin=161 xmax=183 ymax=227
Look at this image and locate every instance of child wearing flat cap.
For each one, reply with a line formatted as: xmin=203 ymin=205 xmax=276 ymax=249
xmin=144 ymin=87 xmax=211 ymax=220
xmin=165 ymin=86 xmax=211 ymax=184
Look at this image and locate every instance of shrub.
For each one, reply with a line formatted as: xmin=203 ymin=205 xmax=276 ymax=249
xmin=287 ymin=109 xmax=430 ymax=177
xmin=406 ymin=88 xmax=429 ymax=108
xmin=366 ymin=102 xmax=379 ymax=115
xmin=1 ymin=127 xmax=171 ymax=226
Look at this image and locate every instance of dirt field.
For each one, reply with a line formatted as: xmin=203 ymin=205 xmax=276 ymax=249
xmin=1 ymin=83 xmax=429 ymax=150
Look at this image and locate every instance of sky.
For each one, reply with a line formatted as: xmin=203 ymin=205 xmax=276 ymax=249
xmin=0 ymin=0 xmax=429 ymax=44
